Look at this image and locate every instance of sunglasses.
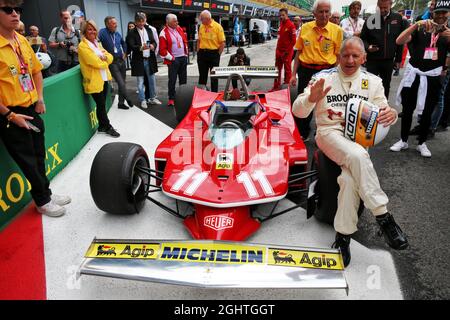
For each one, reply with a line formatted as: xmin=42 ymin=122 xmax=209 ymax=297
xmin=0 ymin=6 xmax=23 ymax=14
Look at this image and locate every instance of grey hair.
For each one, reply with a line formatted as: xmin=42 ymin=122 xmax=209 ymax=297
xmin=166 ymin=13 xmax=177 ymax=23
xmin=312 ymin=0 xmax=332 ymax=13
xmin=331 ymin=11 xmax=342 ymax=17
xmin=340 ymin=36 xmax=366 ymax=55
xmin=200 ymin=10 xmax=211 ymax=19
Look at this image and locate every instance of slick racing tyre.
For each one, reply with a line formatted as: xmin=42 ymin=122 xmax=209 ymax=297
xmin=174 ymin=84 xmax=195 ymax=124
xmin=280 ymin=84 xmax=298 ymax=107
xmin=313 ymin=150 xmax=364 ymax=225
xmin=90 ymin=142 xmax=150 ymax=215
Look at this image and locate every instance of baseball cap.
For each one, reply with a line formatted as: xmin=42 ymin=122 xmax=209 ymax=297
xmin=434 ymin=0 xmax=450 ymax=12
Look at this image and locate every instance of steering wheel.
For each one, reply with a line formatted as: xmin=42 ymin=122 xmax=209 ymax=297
xmin=219 ymin=120 xmax=242 ymax=129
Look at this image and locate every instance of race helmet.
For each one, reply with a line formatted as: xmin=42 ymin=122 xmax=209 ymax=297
xmin=344 ymin=98 xmax=390 ymax=148
xmin=36 ymin=52 xmax=52 ymax=70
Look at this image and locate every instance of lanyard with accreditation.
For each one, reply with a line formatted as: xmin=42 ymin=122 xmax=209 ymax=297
xmin=424 ymin=32 xmax=439 ymax=61
xmin=10 ymin=35 xmax=35 ymax=93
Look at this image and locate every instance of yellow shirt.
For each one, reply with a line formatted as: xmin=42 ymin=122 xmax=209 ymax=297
xmin=295 ymin=21 xmax=343 ymax=66
xmin=0 ymin=32 xmax=43 ymax=107
xmin=78 ymin=38 xmax=113 ymax=94
xmin=198 ymin=20 xmax=225 ymax=50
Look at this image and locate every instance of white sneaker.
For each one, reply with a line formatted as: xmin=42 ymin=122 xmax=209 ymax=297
xmin=148 ymin=98 xmax=162 ymax=105
xmin=51 ymin=194 xmax=71 ymax=206
xmin=416 ymin=143 xmax=431 ymax=157
xmin=390 ymin=140 xmax=408 ymax=152
xmin=37 ymin=201 xmax=66 ymax=217
xmin=140 ymin=100 xmax=148 ymax=109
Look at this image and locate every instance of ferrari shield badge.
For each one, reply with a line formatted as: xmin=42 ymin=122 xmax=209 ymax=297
xmin=361 ymin=79 xmax=369 ymax=90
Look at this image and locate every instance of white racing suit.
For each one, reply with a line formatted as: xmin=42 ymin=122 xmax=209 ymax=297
xmin=293 ymin=66 xmax=396 ymax=235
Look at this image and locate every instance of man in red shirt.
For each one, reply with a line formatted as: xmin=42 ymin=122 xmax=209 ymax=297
xmin=273 ymin=8 xmax=297 ymax=90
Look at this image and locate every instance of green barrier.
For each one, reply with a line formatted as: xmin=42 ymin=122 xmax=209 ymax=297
xmin=0 ymin=66 xmax=111 ymax=230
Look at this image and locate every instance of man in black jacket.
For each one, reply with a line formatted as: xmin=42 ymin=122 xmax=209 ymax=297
xmin=360 ymin=0 xmax=409 ymax=99
xmin=127 ymin=12 xmax=160 ymax=109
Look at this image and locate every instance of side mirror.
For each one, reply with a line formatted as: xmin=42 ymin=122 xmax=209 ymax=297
xmin=253 ymin=112 xmax=269 ymax=127
xmin=199 ymin=111 xmax=210 ymax=127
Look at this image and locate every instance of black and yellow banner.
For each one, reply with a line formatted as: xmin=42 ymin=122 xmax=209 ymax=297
xmin=85 ymin=241 xmax=344 ymax=270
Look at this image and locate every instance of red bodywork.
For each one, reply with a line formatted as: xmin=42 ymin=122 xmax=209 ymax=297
xmin=155 ymin=87 xmax=307 ymax=241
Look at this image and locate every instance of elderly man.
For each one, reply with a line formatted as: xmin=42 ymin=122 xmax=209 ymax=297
xmin=159 ymin=14 xmax=188 ymax=107
xmin=197 ymin=10 xmax=225 ymax=92
xmin=48 ymin=10 xmax=80 ymax=73
xmin=340 ymin=1 xmax=365 ymax=39
xmin=329 ymin=11 xmax=341 ymax=25
xmin=273 ymin=8 xmax=297 ymax=90
xmin=290 ymin=0 xmax=343 ymax=141
xmin=99 ymin=16 xmax=134 ymax=110
xmin=293 ymin=37 xmax=409 ymax=266
xmin=360 ymin=0 xmax=409 ymax=99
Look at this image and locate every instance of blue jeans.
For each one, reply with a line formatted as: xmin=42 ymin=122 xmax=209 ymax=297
xmin=137 ymin=59 xmax=156 ymax=102
xmin=431 ymin=73 xmax=450 ymax=129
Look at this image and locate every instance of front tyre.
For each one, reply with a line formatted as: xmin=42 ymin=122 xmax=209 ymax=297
xmin=90 ymin=142 xmax=149 ymax=215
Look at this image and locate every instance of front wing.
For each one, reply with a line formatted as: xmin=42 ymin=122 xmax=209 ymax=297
xmin=78 ymin=239 xmax=348 ymax=290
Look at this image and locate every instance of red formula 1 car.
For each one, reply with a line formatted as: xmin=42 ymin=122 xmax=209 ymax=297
xmin=80 ymin=67 xmax=347 ymax=289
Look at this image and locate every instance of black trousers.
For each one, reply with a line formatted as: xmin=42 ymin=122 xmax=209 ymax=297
xmin=0 ymin=104 xmax=51 ymax=207
xmin=168 ymin=56 xmax=188 ymax=100
xmin=197 ymin=49 xmax=220 ymax=92
xmin=109 ymin=57 xmax=129 ymax=105
xmin=295 ymin=65 xmax=320 ymax=139
xmin=366 ymin=59 xmax=395 ymax=99
xmin=90 ymin=81 xmax=111 ymax=130
xmin=400 ymin=75 xmax=441 ymax=144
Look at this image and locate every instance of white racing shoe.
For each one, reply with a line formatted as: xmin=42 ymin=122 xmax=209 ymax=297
xmin=390 ymin=139 xmax=408 ymax=152
xmin=140 ymin=100 xmax=148 ymax=109
xmin=416 ymin=143 xmax=431 ymax=157
xmin=37 ymin=201 xmax=66 ymax=217
xmin=51 ymin=194 xmax=71 ymax=206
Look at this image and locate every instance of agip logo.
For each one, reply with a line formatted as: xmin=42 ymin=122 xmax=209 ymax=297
xmin=204 ymin=215 xmax=234 ymax=231
xmin=216 ymin=153 xmax=233 ymax=170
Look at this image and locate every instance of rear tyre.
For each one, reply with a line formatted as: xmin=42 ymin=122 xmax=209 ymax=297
xmin=90 ymin=142 xmax=149 ymax=215
xmin=314 ymin=150 xmax=364 ymax=225
xmin=174 ymin=84 xmax=195 ymax=124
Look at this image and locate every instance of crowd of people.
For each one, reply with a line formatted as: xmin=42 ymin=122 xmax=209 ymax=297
xmin=0 ymin=0 xmax=449 ymax=266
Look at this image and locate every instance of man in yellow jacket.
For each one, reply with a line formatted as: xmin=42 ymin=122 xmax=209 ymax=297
xmin=78 ymin=20 xmax=119 ymax=137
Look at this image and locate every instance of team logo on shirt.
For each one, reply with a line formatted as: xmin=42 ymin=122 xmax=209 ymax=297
xmin=361 ymin=79 xmax=369 ymax=89
xmin=9 ymin=65 xmax=18 ymax=76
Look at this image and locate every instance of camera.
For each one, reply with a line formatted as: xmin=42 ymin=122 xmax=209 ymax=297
xmin=64 ymin=41 xmax=74 ymax=55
